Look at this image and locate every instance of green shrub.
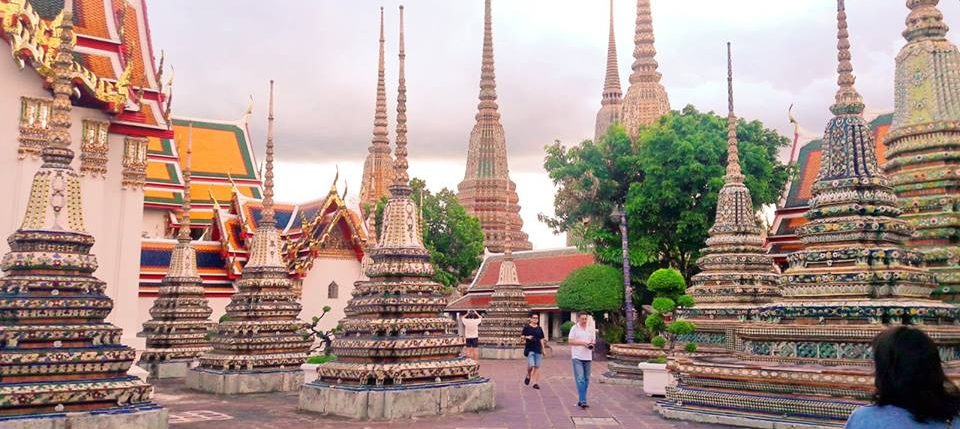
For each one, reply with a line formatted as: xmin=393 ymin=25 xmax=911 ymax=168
xmin=675 ymin=294 xmax=695 ymax=308
xmin=649 ymin=355 xmax=668 ymax=364
xmin=652 ymin=297 xmax=676 ymax=314
xmin=306 ymin=354 xmax=337 ymax=365
xmin=651 ymin=335 xmax=667 ymax=349
xmin=556 ymin=264 xmax=624 ymax=314
xmin=644 ymin=313 xmax=665 ymax=332
xmin=602 ymin=324 xmax=625 ymax=344
xmin=633 ymin=328 xmax=649 ymax=343
xmin=560 ymin=320 xmax=574 ymax=338
xmin=667 ymin=320 xmax=696 ymax=336
xmin=646 ymin=268 xmax=686 ymax=298
xmin=219 ymin=314 xmax=231 ymax=323
xmin=684 ymin=343 xmax=698 ymax=353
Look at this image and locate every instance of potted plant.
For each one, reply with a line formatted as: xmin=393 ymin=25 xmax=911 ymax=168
xmin=302 ymin=306 xmax=340 ymax=383
xmin=639 ymin=268 xmax=696 ymax=396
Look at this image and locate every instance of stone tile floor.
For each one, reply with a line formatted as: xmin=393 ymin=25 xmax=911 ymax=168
xmin=153 ymin=346 xmax=730 ymax=429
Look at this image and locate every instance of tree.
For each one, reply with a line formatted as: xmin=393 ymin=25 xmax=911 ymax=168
xmin=557 ymin=264 xmax=626 ymax=343
xmin=542 ymin=106 xmax=791 ymax=285
xmin=643 ymin=268 xmax=696 ymax=353
xmin=374 ymin=178 xmax=485 ymax=289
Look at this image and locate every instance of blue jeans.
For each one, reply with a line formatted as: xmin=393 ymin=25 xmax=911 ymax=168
xmin=572 ymin=359 xmax=591 ymax=404
xmin=526 ymin=352 xmax=542 ymax=368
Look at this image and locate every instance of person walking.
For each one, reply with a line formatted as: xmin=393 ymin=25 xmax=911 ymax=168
xmin=845 ymin=326 xmax=960 ymax=428
xmin=568 ymin=312 xmax=596 ymax=409
xmin=522 ymin=313 xmax=546 ymax=389
xmin=462 ymin=310 xmax=482 ymax=360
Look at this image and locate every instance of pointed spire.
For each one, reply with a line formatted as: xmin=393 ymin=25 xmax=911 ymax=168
xmin=602 ymin=0 xmax=623 ymax=105
xmin=497 ymin=242 xmax=519 ymax=286
xmin=831 ymin=0 xmax=864 ymax=115
xmin=477 ymin=0 xmax=500 ymax=118
xmin=629 ymin=0 xmax=661 ymax=85
xmin=904 ymin=0 xmax=949 ymax=42
xmin=392 ymin=5 xmax=410 ymax=194
xmin=178 ymin=125 xmax=194 ymax=241
xmin=725 ymin=42 xmax=743 ymax=182
xmin=372 ymin=7 xmax=390 ymax=149
xmin=44 ymin=7 xmax=77 ymax=167
xmin=262 ymin=80 xmax=276 ymax=225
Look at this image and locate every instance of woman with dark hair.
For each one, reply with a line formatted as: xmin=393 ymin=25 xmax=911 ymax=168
xmin=845 ymin=326 xmax=960 ymax=428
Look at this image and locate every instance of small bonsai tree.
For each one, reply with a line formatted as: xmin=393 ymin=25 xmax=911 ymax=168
xmin=557 ymin=264 xmax=624 ymax=342
xmin=307 ymin=306 xmax=341 ymax=357
xmin=644 ymin=268 xmax=697 ymax=354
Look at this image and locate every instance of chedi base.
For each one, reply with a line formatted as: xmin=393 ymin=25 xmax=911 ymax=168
xmin=186 ymin=367 xmax=303 ymax=395
xmin=298 ymin=378 xmax=495 ymax=420
xmin=0 ymin=405 xmax=168 ymax=429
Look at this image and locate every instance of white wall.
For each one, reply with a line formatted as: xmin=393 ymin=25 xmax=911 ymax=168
xmin=301 ymin=257 xmax=362 ymax=334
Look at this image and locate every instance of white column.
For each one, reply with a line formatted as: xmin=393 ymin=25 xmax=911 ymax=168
xmin=540 ymin=312 xmax=550 ymax=341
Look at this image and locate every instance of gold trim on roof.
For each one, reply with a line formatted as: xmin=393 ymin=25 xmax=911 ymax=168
xmin=1 ymin=1 xmax=132 ymax=113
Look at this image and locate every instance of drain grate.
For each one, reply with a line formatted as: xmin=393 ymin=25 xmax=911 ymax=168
xmin=571 ymin=416 xmax=621 ymax=427
xmin=169 ymin=410 xmax=233 ymax=425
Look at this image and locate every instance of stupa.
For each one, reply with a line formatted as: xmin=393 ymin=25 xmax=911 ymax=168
xmin=594 ymin=0 xmax=623 ymax=142
xmin=478 ymin=245 xmax=529 ymax=359
xmin=300 ymin=6 xmax=495 ymax=419
xmin=457 ymin=0 xmax=532 ymax=253
xmin=359 ymin=7 xmax=395 ymax=213
xmin=186 ymin=81 xmax=311 ymax=395
xmin=0 ymin=8 xmax=165 ymax=428
xmin=883 ymin=0 xmax=960 ymax=302
xmin=137 ymin=127 xmax=215 ymax=379
xmin=619 ymin=0 xmax=670 ymax=138
xmin=681 ymin=43 xmax=780 ymax=349
xmin=658 ymin=2 xmax=960 ymax=427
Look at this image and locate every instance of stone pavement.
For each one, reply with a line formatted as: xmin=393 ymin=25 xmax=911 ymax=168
xmin=154 ymin=345 xmax=730 ymax=429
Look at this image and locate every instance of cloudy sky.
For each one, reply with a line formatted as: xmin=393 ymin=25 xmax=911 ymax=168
xmin=148 ymin=0 xmax=960 ymax=249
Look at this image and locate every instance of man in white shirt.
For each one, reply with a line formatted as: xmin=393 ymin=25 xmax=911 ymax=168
xmin=462 ymin=310 xmax=482 ymax=360
xmin=568 ymin=312 xmax=596 ymax=409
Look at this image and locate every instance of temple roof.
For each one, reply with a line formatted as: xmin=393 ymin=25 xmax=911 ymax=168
xmin=1 ymin=0 xmax=171 ymax=133
xmin=446 ymin=247 xmax=594 ymax=311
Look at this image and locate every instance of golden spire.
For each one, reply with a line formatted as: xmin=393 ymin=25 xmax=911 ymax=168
xmin=725 ymin=42 xmax=742 ymax=182
xmin=629 ymin=0 xmax=661 ymax=86
xmin=602 ymin=0 xmax=622 ymax=105
xmin=904 ymin=0 xmax=949 ymax=42
xmin=392 ymin=5 xmax=410 ymax=195
xmin=178 ymin=125 xmax=194 ymax=242
xmin=44 ymin=7 xmax=77 ymax=166
xmin=262 ymin=80 xmax=277 ymax=225
xmin=831 ymin=0 xmax=864 ymax=115
xmin=373 ymin=7 xmax=389 ymax=148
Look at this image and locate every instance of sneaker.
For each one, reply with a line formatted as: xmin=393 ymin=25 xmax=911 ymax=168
xmin=524 ymin=376 xmax=530 ymax=385
xmin=581 ymin=403 xmax=590 ymax=409
xmin=532 ymin=384 xmax=540 ymax=390
xmin=575 ymin=402 xmax=583 ymax=408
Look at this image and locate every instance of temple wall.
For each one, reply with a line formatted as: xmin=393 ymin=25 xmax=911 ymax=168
xmin=141 ymin=207 xmax=168 ymax=238
xmin=300 ymin=257 xmax=362 ymax=334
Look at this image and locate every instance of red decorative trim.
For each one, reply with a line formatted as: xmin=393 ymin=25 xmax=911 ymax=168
xmin=76 ymin=35 xmax=120 ymax=51
xmin=109 ymin=122 xmax=173 ymax=138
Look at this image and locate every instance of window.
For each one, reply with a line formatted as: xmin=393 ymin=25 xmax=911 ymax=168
xmin=328 ymin=281 xmax=339 ymax=299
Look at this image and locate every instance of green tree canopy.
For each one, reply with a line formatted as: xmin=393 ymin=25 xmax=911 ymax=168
xmin=542 ymin=105 xmax=791 ymax=283
xmin=374 ymin=178 xmax=485 ymax=288
xmin=556 ymin=264 xmax=624 ymax=314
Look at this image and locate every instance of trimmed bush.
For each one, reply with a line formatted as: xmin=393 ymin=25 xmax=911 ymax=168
xmin=306 ymin=354 xmax=337 ymax=365
xmin=556 ymin=264 xmax=624 ymax=314
xmin=684 ymin=343 xmax=698 ymax=353
xmin=651 ymin=335 xmax=667 ymax=349
xmin=646 ymin=268 xmax=686 ymax=298
xmin=560 ymin=320 xmax=575 ymax=338
xmin=652 ymin=297 xmax=676 ymax=314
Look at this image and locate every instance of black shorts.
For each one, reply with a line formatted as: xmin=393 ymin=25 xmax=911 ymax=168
xmin=466 ymin=338 xmax=479 ymax=347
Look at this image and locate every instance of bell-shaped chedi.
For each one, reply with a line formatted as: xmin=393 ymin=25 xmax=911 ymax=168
xmin=301 ymin=6 xmax=494 ymax=419
xmin=0 ymin=8 xmax=165 ymax=427
xmin=619 ymin=0 xmax=670 ymax=137
xmin=457 ymin=0 xmax=531 ymax=253
xmin=883 ymin=0 xmax=960 ymax=301
xmin=138 ymin=127 xmax=215 ymax=379
xmin=682 ymin=44 xmax=780 ymax=348
xmin=186 ymin=81 xmax=311 ymax=395
xmin=478 ymin=245 xmax=530 ymax=359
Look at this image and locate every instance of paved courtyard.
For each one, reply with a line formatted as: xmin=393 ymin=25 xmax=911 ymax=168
xmin=154 ymin=345 xmax=730 ymax=429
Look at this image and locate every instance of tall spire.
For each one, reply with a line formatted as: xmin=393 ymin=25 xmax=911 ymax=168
xmin=724 ymin=42 xmax=742 ymax=181
xmin=262 ymin=80 xmax=276 ymax=225
xmin=457 ymin=0 xmax=531 ymax=253
xmin=392 ymin=4 xmax=409 ymax=194
xmin=619 ymin=0 xmax=669 ymax=137
xmin=178 ymin=125 xmax=194 ymax=241
xmin=359 ymin=7 xmax=395 ymax=210
xmin=375 ymin=7 xmax=388 ymax=143
xmin=903 ymin=0 xmax=949 ymax=43
xmin=594 ymin=0 xmax=624 ymax=141
xmin=831 ymin=0 xmax=864 ymax=115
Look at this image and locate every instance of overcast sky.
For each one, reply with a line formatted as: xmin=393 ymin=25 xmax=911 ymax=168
xmin=148 ymin=0 xmax=960 ymax=249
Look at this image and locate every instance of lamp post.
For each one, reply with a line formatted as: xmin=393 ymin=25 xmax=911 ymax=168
xmin=611 ymin=204 xmax=635 ymax=344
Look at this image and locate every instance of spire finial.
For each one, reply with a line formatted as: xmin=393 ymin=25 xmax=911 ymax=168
xmin=904 ymin=0 xmax=949 ymax=41
xmin=629 ymin=0 xmax=661 ymax=85
xmin=391 ymin=5 xmax=410 ymax=194
xmin=43 ymin=6 xmax=77 ymax=166
xmin=372 ymin=6 xmax=389 ymax=148
xmin=602 ymin=0 xmax=623 ymax=104
xmin=725 ymin=42 xmax=743 ymax=181
xmin=262 ymin=80 xmax=277 ymax=225
xmin=178 ymin=125 xmax=194 ymax=241
xmin=477 ymin=0 xmax=500 ymax=115
xmin=831 ymin=0 xmax=864 ymax=115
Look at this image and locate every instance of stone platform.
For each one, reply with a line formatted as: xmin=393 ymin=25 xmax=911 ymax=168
xmin=0 ymin=404 xmax=168 ymax=429
xmin=139 ymin=360 xmax=192 ymax=380
xmin=657 ymin=402 xmax=841 ymax=429
xmin=298 ymin=378 xmax=495 ymax=420
xmin=186 ymin=367 xmax=303 ymax=395
xmin=480 ymin=346 xmax=524 ymax=360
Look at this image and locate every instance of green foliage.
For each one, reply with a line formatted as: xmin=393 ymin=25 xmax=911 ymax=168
xmin=306 ymin=354 xmax=337 ymax=365
xmin=556 ymin=264 xmax=624 ymax=313
xmin=651 ymin=335 xmax=667 ymax=349
xmin=634 ymin=328 xmax=649 ymax=343
xmin=602 ymin=324 xmax=625 ymax=344
xmin=684 ymin=343 xmax=698 ymax=353
xmin=644 ymin=313 xmax=665 ymax=333
xmin=675 ymin=294 xmax=695 ymax=308
xmin=542 ymin=107 xmax=791 ymax=282
xmin=560 ymin=321 xmax=575 ymax=338
xmin=649 ymin=355 xmax=668 ymax=364
xmin=219 ymin=314 xmax=231 ymax=323
xmin=667 ymin=320 xmax=696 ymax=336
xmin=647 ymin=268 xmax=686 ymax=298
xmin=651 ymin=297 xmax=676 ymax=314
xmin=374 ymin=178 xmax=485 ymax=287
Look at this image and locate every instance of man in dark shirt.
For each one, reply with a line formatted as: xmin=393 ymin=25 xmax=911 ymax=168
xmin=522 ymin=313 xmax=546 ymax=389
